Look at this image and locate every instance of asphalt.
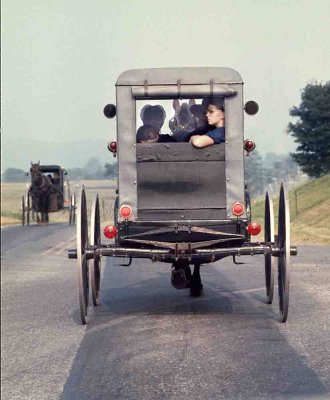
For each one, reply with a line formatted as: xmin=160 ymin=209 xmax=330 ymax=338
xmin=1 ymin=223 xmax=329 ymax=400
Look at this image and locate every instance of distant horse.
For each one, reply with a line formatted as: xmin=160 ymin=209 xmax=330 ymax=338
xmin=29 ymin=162 xmax=52 ymax=223
xmin=169 ymin=99 xmax=210 ymax=141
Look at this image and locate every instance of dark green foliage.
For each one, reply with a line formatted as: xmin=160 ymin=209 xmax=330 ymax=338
xmin=2 ymin=168 xmax=29 ymax=182
xmin=288 ymin=81 xmax=330 ymax=178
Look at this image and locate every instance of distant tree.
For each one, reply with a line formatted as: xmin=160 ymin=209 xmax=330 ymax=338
xmin=84 ymin=157 xmax=104 ymax=179
xmin=104 ymin=163 xmax=117 ymax=179
xmin=245 ymin=150 xmax=266 ymax=197
xmin=67 ymin=168 xmax=87 ymax=180
xmin=272 ymin=156 xmax=299 ymax=182
xmin=287 ymin=81 xmax=330 ymax=177
xmin=2 ymin=168 xmax=28 ymax=182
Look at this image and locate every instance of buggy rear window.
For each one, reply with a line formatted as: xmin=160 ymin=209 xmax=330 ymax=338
xmin=136 ymin=98 xmax=224 ymax=144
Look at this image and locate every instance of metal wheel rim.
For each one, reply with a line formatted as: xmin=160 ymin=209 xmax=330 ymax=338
xmin=90 ymin=194 xmax=101 ymax=306
xmin=264 ymin=192 xmax=275 ymax=304
xmin=27 ymin=195 xmax=30 ymax=225
xmin=72 ymin=194 xmax=76 ymax=225
xmin=69 ymin=200 xmax=72 ymax=225
xmin=245 ymin=190 xmax=251 ymax=224
xmin=278 ymin=184 xmax=291 ymax=322
xmin=21 ymin=196 xmax=25 ymax=226
xmin=77 ymin=186 xmax=89 ymax=324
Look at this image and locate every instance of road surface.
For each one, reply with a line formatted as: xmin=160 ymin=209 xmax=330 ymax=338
xmin=1 ymin=223 xmax=329 ymax=399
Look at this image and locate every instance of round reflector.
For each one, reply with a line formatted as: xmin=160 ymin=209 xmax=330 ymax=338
xmin=103 ymin=225 xmax=118 ymax=239
xmin=119 ymin=205 xmax=133 ymax=219
xmin=232 ymin=202 xmax=244 ymax=216
xmin=244 ymin=139 xmax=256 ymax=152
xmin=103 ymin=104 xmax=117 ymax=119
xmin=244 ymin=100 xmax=259 ymax=115
xmin=247 ymin=222 xmax=262 ymax=236
xmin=108 ymin=141 xmax=117 ymax=152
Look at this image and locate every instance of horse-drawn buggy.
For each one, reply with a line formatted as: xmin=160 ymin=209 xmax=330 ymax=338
xmin=68 ymin=67 xmax=297 ymax=324
xmin=22 ymin=163 xmax=76 ymax=225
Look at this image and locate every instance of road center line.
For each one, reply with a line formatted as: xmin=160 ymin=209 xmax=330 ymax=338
xmin=41 ymin=235 xmax=76 ymax=256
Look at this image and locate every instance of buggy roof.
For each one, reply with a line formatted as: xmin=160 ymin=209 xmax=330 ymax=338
xmin=116 ymin=67 xmax=243 ymax=86
xmin=39 ymin=165 xmax=63 ymax=173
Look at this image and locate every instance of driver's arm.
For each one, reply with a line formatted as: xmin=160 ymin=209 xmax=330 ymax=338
xmin=190 ymin=135 xmax=215 ymax=148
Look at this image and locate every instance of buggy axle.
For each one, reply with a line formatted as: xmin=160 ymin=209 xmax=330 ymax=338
xmin=68 ymin=243 xmax=297 ymax=261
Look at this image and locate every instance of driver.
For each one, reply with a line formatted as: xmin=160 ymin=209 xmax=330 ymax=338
xmin=189 ymin=97 xmax=225 ymax=148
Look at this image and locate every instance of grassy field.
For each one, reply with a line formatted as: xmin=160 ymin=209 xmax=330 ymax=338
xmin=2 ymin=176 xmax=329 ymax=244
xmin=250 ymin=174 xmax=330 ymax=245
xmin=1 ymin=180 xmax=117 ymax=227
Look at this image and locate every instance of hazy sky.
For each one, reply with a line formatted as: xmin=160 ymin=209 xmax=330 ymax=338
xmin=2 ymin=0 xmax=330 ymax=169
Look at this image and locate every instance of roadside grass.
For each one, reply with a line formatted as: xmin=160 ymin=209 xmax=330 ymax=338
xmin=250 ymin=174 xmax=330 ymax=245
xmin=2 ymin=176 xmax=329 ymax=245
xmin=1 ymin=180 xmax=117 ymax=227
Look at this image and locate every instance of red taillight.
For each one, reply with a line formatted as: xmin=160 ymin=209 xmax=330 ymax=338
xmin=244 ymin=139 xmax=256 ymax=153
xmin=119 ymin=205 xmax=133 ymax=219
xmin=108 ymin=141 xmax=117 ymax=153
xmin=103 ymin=225 xmax=118 ymax=239
xmin=247 ymin=222 xmax=262 ymax=235
xmin=232 ymin=202 xmax=244 ymax=216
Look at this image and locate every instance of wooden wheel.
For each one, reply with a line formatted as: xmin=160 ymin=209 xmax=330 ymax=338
xmin=77 ymin=186 xmax=89 ymax=324
xmin=90 ymin=194 xmax=101 ymax=306
xmin=69 ymin=194 xmax=76 ymax=225
xmin=26 ymin=194 xmax=30 ymax=226
xmin=277 ymin=183 xmax=291 ymax=322
xmin=264 ymin=192 xmax=275 ymax=304
xmin=21 ymin=196 xmax=25 ymax=226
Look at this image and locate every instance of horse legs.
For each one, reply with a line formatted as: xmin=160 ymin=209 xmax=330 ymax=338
xmin=41 ymin=195 xmax=49 ymax=223
xmin=190 ymin=264 xmax=203 ymax=297
xmin=171 ymin=260 xmax=192 ymax=290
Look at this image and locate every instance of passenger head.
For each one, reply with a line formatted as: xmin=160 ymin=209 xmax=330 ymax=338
xmin=140 ymin=105 xmax=166 ymax=132
xmin=136 ymin=125 xmax=160 ymax=143
xmin=202 ymin=97 xmax=225 ymax=128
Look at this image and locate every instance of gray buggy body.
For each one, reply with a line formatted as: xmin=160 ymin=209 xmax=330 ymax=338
xmin=69 ymin=66 xmax=297 ymax=324
xmin=115 ymin=67 xmax=246 ymax=263
xmin=37 ymin=165 xmax=70 ymax=211
xmin=22 ymin=164 xmax=75 ymax=226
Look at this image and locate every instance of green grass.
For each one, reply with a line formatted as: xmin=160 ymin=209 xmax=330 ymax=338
xmin=250 ymin=175 xmax=330 ymax=244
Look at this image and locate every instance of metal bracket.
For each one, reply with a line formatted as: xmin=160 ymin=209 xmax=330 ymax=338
xmin=233 ymin=255 xmax=244 ymax=265
xmin=210 ymin=79 xmax=214 ymax=97
xmin=116 ymin=256 xmax=132 ymax=267
xmin=177 ymin=79 xmax=181 ymax=98
xmin=144 ymin=80 xmax=148 ymax=97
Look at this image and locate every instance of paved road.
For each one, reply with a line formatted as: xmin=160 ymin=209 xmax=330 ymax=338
xmin=1 ymin=224 xmax=329 ymax=400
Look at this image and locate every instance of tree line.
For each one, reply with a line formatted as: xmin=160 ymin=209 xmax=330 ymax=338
xmin=2 ymin=157 xmax=117 ymax=182
xmin=3 ymin=81 xmax=329 ymax=184
xmin=245 ymin=151 xmax=300 ymax=197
